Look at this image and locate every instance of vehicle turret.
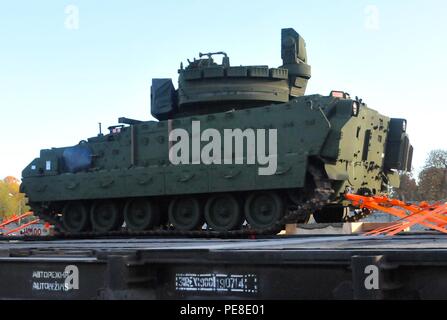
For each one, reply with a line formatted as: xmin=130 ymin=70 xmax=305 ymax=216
xmin=150 ymin=28 xmax=311 ymax=120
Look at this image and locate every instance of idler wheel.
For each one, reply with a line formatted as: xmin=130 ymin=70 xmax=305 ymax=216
xmin=244 ymin=192 xmax=284 ymax=230
xmin=168 ymin=197 xmax=203 ymax=231
xmin=90 ymin=200 xmax=123 ymax=232
xmin=205 ymin=194 xmax=244 ymax=232
xmin=124 ymin=198 xmax=160 ymax=231
xmin=62 ymin=202 xmax=90 ymax=233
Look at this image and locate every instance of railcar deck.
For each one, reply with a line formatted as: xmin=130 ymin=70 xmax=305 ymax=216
xmin=1 ymin=234 xmax=447 ymax=300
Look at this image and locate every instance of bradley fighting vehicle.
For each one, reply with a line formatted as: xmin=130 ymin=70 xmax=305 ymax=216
xmin=21 ymin=28 xmax=413 ymax=235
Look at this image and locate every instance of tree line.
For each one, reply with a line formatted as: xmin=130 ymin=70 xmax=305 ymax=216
xmin=396 ymin=149 xmax=447 ymax=202
xmin=0 ymin=177 xmax=29 ymax=219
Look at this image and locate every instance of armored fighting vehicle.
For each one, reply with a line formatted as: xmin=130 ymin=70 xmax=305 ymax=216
xmin=20 ymin=28 xmax=413 ymax=235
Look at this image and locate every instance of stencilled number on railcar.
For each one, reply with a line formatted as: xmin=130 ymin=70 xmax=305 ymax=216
xmin=175 ymin=273 xmax=258 ymax=294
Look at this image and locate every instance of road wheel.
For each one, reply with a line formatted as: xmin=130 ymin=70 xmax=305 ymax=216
xmin=168 ymin=197 xmax=203 ymax=231
xmin=124 ymin=198 xmax=160 ymax=231
xmin=62 ymin=202 xmax=90 ymax=233
xmin=244 ymin=192 xmax=284 ymax=230
xmin=90 ymin=200 xmax=123 ymax=232
xmin=205 ymin=194 xmax=243 ymax=231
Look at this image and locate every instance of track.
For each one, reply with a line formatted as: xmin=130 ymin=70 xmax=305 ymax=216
xmin=1 ymin=234 xmax=447 ymax=300
xmin=33 ymin=167 xmax=376 ymax=240
xmin=28 ymin=166 xmax=375 ymax=241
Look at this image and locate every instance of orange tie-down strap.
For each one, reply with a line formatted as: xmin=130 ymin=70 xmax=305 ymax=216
xmin=345 ymin=194 xmax=447 ymax=236
xmin=4 ymin=219 xmax=40 ymax=236
xmin=0 ymin=212 xmax=34 ymax=229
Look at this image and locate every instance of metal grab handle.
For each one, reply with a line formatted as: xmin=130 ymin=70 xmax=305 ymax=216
xmin=100 ymin=180 xmax=114 ymax=188
xmin=138 ymin=177 xmax=153 ymax=186
xmin=274 ymin=167 xmax=291 ymax=176
xmin=65 ymin=182 xmax=79 ymax=190
xmin=178 ymin=173 xmax=195 ymax=183
xmin=224 ymin=170 xmax=241 ymax=179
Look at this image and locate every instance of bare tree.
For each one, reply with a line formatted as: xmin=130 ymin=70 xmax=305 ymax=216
xmin=418 ymin=150 xmax=447 ymax=201
xmin=395 ymin=172 xmax=419 ymax=202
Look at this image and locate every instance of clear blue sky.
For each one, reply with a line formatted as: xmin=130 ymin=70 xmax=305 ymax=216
xmin=1 ymin=0 xmax=446 ymax=179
